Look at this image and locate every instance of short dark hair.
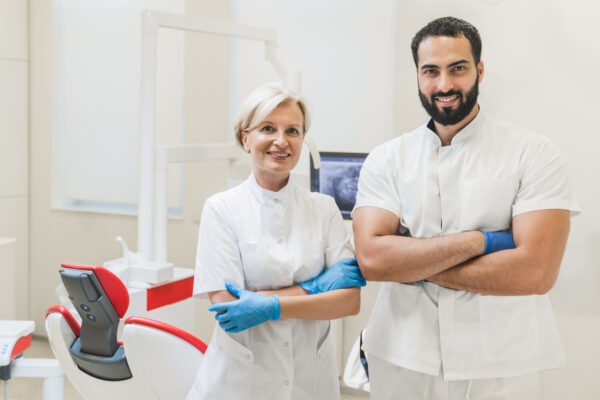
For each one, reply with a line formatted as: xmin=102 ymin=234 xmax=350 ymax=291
xmin=411 ymin=17 xmax=482 ymax=67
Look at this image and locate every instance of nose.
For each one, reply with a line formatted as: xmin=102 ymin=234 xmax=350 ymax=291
xmin=438 ymin=71 xmax=454 ymax=93
xmin=273 ymin=130 xmax=288 ymax=147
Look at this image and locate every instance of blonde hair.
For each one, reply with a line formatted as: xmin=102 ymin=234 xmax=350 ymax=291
xmin=233 ymin=82 xmax=311 ymax=147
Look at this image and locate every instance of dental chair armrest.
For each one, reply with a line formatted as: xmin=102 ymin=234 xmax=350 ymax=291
xmin=124 ymin=317 xmax=207 ymax=354
xmin=45 ymin=305 xmax=81 ymax=337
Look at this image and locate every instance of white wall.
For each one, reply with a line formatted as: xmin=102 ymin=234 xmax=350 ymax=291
xmin=0 ymin=0 xmax=29 ymax=320
xmin=28 ymin=0 xmax=232 ymax=340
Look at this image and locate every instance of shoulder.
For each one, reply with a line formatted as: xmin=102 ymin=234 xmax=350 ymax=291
xmin=292 ymin=183 xmax=333 ymax=204
xmin=365 ymin=125 xmax=427 ymax=164
xmin=291 ymin=184 xmax=339 ymax=214
xmin=484 ymin=114 xmax=560 ymax=152
xmin=203 ymin=180 xmax=249 ymax=213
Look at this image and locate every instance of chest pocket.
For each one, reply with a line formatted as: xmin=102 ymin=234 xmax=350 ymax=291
xmin=459 ymin=178 xmax=516 ymax=231
xmin=293 ymin=240 xmax=325 ymax=283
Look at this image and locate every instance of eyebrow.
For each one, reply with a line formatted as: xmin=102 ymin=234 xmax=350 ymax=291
xmin=420 ymin=59 xmax=470 ymax=70
xmin=259 ymin=120 xmax=302 ymax=128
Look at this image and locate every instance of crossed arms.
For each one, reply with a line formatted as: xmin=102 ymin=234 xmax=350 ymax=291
xmin=353 ymin=207 xmax=570 ymax=295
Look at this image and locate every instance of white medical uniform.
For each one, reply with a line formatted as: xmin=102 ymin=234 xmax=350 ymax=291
xmin=354 ymin=111 xmax=580 ymax=397
xmin=187 ymin=173 xmax=354 ymax=400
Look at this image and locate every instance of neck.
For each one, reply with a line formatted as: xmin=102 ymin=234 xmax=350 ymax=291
xmin=254 ymin=170 xmax=290 ymax=192
xmin=434 ymin=104 xmax=480 ymax=146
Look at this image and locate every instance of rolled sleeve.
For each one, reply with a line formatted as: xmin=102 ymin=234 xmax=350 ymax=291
xmin=192 ymin=198 xmax=245 ymax=299
xmin=513 ymin=140 xmax=581 ymax=217
xmin=353 ymin=152 xmax=401 ymax=218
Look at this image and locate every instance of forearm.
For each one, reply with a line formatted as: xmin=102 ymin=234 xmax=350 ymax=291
xmin=429 ymin=210 xmax=570 ymax=295
xmin=279 ymin=287 xmax=361 ymax=320
xmin=356 ymin=230 xmax=485 ymax=282
xmin=258 ymin=285 xmax=308 ymax=297
xmin=428 ymin=248 xmax=555 ymax=295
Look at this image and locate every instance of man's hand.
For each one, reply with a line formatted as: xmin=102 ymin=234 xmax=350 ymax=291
xmin=299 ymin=258 xmax=366 ymax=294
xmin=209 ymin=283 xmax=280 ymax=333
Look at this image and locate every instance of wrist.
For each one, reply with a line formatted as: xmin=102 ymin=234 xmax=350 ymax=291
xmin=271 ymin=295 xmax=280 ymax=321
xmin=472 ymin=230 xmax=487 ymax=255
xmin=298 ymin=280 xmax=315 ymax=294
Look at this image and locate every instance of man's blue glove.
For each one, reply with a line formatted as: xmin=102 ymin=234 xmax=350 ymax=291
xmin=299 ymin=258 xmax=366 ymax=295
xmin=481 ymin=231 xmax=516 ymax=254
xmin=208 ymin=282 xmax=280 ymax=333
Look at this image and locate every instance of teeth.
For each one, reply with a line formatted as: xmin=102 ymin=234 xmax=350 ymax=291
xmin=436 ymin=96 xmax=457 ymax=103
xmin=271 ymin=152 xmax=288 ymax=157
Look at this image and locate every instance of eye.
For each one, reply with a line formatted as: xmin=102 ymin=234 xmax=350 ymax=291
xmin=287 ymin=128 xmax=300 ymax=136
xmin=260 ymin=125 xmax=274 ymax=133
xmin=453 ymin=65 xmax=466 ymax=72
xmin=423 ymin=69 xmax=438 ymax=76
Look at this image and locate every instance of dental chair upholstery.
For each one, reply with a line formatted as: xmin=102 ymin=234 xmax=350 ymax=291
xmin=45 ymin=264 xmax=206 ymax=400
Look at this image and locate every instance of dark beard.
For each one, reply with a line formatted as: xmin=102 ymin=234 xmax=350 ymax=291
xmin=419 ymin=78 xmax=479 ymax=126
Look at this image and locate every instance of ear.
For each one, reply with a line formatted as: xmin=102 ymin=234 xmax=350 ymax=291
xmin=241 ymin=130 xmax=250 ymax=153
xmin=477 ymin=61 xmax=484 ymax=83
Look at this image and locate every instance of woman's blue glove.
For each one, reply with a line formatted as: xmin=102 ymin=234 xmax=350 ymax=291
xmin=481 ymin=231 xmax=516 ymax=254
xmin=299 ymin=258 xmax=366 ymax=294
xmin=208 ymin=282 xmax=280 ymax=333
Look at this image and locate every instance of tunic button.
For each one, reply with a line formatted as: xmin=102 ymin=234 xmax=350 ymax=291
xmin=284 ymin=380 xmax=289 ymax=386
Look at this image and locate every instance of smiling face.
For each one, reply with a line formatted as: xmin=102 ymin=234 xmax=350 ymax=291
xmin=241 ymin=101 xmax=305 ymax=191
xmin=416 ymin=35 xmax=484 ymax=127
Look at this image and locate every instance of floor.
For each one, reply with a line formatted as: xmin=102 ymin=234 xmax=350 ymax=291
xmin=2 ymin=336 xmax=368 ymax=400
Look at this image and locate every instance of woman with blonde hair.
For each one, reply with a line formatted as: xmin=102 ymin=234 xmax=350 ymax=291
xmin=187 ymin=82 xmax=365 ymax=400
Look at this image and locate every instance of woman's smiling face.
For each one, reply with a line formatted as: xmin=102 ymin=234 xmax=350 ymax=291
xmin=242 ymin=101 xmax=305 ymax=191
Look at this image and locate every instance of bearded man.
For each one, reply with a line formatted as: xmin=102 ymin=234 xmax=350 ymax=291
xmin=353 ymin=16 xmax=580 ymax=400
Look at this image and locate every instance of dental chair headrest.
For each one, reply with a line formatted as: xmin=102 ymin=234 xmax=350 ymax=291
xmin=61 ymin=264 xmax=129 ymax=317
xmin=59 ymin=264 xmax=132 ymax=381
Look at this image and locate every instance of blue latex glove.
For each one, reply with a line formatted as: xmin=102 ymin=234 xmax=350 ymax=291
xmin=481 ymin=231 xmax=516 ymax=254
xmin=208 ymin=282 xmax=280 ymax=333
xmin=299 ymin=258 xmax=366 ymax=294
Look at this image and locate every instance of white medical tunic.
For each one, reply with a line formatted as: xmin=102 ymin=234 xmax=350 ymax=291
xmin=354 ymin=111 xmax=580 ymax=381
xmin=188 ymin=173 xmax=354 ymax=400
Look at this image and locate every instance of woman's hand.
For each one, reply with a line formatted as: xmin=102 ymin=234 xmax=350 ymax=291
xmin=209 ymin=283 xmax=280 ymax=333
xmin=299 ymin=258 xmax=366 ymax=294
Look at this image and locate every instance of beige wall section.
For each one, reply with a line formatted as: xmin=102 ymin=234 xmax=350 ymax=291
xmin=29 ymin=0 xmax=233 ymax=336
xmin=0 ymin=0 xmax=29 ymax=320
xmin=182 ymin=0 xmax=234 ymax=341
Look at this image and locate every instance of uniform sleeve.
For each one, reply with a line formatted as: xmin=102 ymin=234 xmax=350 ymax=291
xmin=352 ymin=149 xmax=402 ymax=218
xmin=512 ymin=140 xmax=581 ymax=217
xmin=192 ymin=198 xmax=245 ymax=299
xmin=324 ymin=196 xmax=355 ymax=267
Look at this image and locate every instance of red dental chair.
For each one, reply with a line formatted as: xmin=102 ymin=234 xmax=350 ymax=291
xmin=45 ymin=264 xmax=206 ymax=400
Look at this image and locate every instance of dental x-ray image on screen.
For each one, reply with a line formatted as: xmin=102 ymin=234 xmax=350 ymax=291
xmin=310 ymin=152 xmax=368 ymax=219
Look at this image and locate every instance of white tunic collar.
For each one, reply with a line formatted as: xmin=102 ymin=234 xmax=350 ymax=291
xmin=247 ymin=171 xmax=293 ymax=205
xmin=423 ymin=108 xmax=485 ymax=147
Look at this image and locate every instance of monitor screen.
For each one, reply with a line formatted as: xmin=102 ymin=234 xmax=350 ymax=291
xmin=310 ymin=152 xmax=368 ymax=220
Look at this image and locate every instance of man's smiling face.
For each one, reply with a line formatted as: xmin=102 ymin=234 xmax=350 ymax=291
xmin=416 ymin=35 xmax=483 ymax=126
